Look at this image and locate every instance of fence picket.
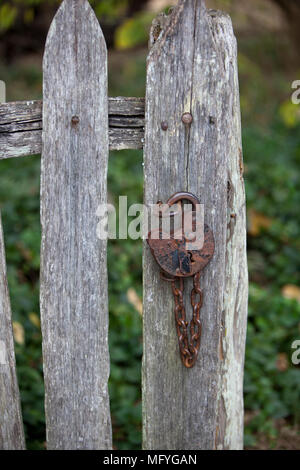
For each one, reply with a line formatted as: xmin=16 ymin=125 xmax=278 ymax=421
xmin=40 ymin=0 xmax=111 ymax=449
xmin=0 ymin=213 xmax=25 ymax=449
xmin=143 ymin=0 xmax=248 ymax=449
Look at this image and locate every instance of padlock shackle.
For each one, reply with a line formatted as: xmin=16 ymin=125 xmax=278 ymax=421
xmin=166 ymin=191 xmax=200 ymax=208
xmin=158 ymin=191 xmax=200 ymax=220
xmin=164 ymin=192 xmax=201 ymax=233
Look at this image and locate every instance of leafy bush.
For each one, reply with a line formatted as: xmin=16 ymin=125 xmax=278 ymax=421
xmin=0 ymin=155 xmax=45 ymax=449
xmin=244 ymin=285 xmax=300 ymax=446
xmin=243 ymin=118 xmax=300 ymax=445
xmin=107 ymin=150 xmax=143 ymax=449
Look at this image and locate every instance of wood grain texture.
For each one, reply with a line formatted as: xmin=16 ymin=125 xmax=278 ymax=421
xmin=108 ymin=97 xmax=145 ymax=115
xmin=143 ymin=0 xmax=248 ymax=450
xmin=0 ymin=212 xmax=25 ymax=449
xmin=41 ymin=0 xmax=111 ymax=449
xmin=0 ymin=97 xmax=145 ymax=159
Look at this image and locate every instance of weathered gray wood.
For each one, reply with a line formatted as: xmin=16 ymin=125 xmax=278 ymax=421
xmin=0 ymin=97 xmax=145 ymax=126
xmin=109 ymin=97 xmax=145 ymax=115
xmin=40 ymin=0 xmax=111 ymax=449
xmin=0 ymin=100 xmax=42 ymax=125
xmin=109 ymin=128 xmax=144 ymax=151
xmin=0 ymin=97 xmax=145 ymax=159
xmin=0 ymin=212 xmax=25 ymax=449
xmin=143 ymin=0 xmax=248 ymax=450
xmin=0 ymin=130 xmax=42 ymax=160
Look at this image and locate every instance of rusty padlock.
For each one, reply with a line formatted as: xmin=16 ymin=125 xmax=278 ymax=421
xmin=147 ymin=191 xmax=215 ymax=368
xmin=147 ymin=192 xmax=214 ymax=278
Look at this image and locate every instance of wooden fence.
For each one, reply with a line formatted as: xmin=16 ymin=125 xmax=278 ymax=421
xmin=0 ymin=0 xmax=248 ymax=450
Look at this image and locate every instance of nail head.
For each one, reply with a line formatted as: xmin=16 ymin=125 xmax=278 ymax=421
xmin=181 ymin=112 xmax=193 ymax=125
xmin=71 ymin=116 xmax=79 ymax=125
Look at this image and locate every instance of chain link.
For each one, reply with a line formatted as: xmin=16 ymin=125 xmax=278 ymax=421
xmin=169 ymin=272 xmax=202 ymax=368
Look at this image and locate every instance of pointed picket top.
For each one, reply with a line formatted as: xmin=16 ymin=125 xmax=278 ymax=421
xmin=41 ymin=0 xmax=111 ymax=449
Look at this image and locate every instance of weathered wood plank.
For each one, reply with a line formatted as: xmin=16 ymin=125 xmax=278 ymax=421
xmin=0 ymin=97 xmax=145 ymax=159
xmin=109 ymin=128 xmax=144 ymax=151
xmin=0 ymin=212 xmax=25 ymax=449
xmin=40 ymin=0 xmax=111 ymax=449
xmin=0 ymin=100 xmax=42 ymax=125
xmin=143 ymin=0 xmax=248 ymax=450
xmin=0 ymin=97 xmax=145 ymax=125
xmin=0 ymin=130 xmax=42 ymax=160
xmin=0 ymin=128 xmax=144 ymax=159
xmin=109 ymin=97 xmax=145 ymax=115
xmin=109 ymin=115 xmax=144 ymax=128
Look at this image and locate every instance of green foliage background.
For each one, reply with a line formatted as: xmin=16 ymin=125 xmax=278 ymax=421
xmin=0 ymin=0 xmax=299 ymax=450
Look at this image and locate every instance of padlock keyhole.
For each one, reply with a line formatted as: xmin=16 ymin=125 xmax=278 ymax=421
xmin=188 ymin=251 xmax=196 ymax=264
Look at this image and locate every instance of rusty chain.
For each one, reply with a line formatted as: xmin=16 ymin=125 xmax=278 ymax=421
xmin=149 ymin=192 xmax=214 ymax=368
xmin=162 ymin=272 xmax=202 ymax=368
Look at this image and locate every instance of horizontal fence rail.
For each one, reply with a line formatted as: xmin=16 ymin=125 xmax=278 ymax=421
xmin=0 ymin=97 xmax=145 ymax=159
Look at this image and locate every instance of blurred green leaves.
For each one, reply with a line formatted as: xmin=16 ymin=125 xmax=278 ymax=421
xmin=91 ymin=0 xmax=128 ymax=21
xmin=0 ymin=3 xmax=17 ymax=33
xmin=279 ymin=100 xmax=300 ymax=128
xmin=244 ymin=284 xmax=300 ymax=445
xmin=107 ymin=149 xmax=143 ymax=449
xmin=243 ymin=106 xmax=300 ymax=445
xmin=0 ymin=0 xmax=56 ymax=33
xmin=0 ymin=0 xmax=157 ymax=51
xmin=115 ymin=11 xmax=155 ymax=50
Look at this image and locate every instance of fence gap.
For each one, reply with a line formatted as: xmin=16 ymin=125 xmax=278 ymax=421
xmin=40 ymin=0 xmax=111 ymax=449
xmin=107 ymin=147 xmax=144 ymax=448
xmin=143 ymin=0 xmax=248 ymax=450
